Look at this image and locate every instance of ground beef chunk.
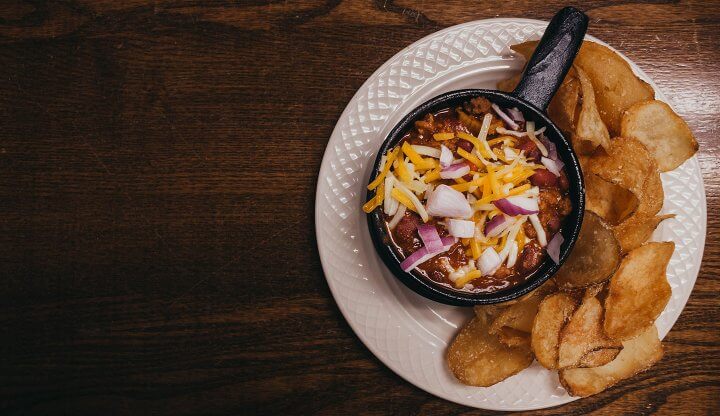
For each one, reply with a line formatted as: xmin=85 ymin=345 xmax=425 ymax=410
xmin=524 ymin=221 xmax=537 ymax=238
xmin=519 ymin=241 xmax=544 ymax=274
xmin=492 ymin=265 xmax=512 ymax=280
xmin=488 ymin=118 xmax=505 ymax=135
xmin=463 ymin=97 xmax=492 ymax=115
xmin=537 ymin=188 xmax=572 ymax=234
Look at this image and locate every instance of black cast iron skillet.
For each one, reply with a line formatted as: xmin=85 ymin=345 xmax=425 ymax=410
xmin=366 ymin=7 xmax=588 ymax=306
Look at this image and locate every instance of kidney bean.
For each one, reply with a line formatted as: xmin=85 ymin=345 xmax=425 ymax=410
xmin=530 ymin=169 xmax=558 ymax=187
xmin=519 ymin=242 xmax=545 ymax=273
xmin=457 ymin=139 xmax=473 ymax=153
xmin=518 ymin=139 xmax=540 ymax=161
xmin=393 ymin=211 xmax=422 ymax=253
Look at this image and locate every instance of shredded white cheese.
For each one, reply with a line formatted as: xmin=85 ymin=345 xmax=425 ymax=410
xmin=526 ymin=121 xmax=549 ymax=157
xmin=383 ymin=173 xmax=399 ymax=216
xmin=388 ymin=204 xmax=407 ymax=230
xmin=506 ymin=241 xmax=519 ymax=268
xmin=529 ymin=214 xmax=547 ymax=246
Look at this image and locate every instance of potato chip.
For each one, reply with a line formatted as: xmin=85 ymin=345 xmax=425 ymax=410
xmin=497 ymin=73 xmax=521 ymax=93
xmin=487 ymin=282 xmax=556 ymax=347
xmin=547 ymin=67 xmax=581 ymax=136
xmin=604 ymin=242 xmax=674 ymax=340
xmin=447 ymin=316 xmax=534 ymax=386
xmin=531 ymin=292 xmax=578 ymax=369
xmin=473 ymin=304 xmax=507 ymax=320
xmin=585 ymin=173 xmax=638 ymax=225
xmin=621 ymin=100 xmax=699 ymax=172
xmin=573 ymin=42 xmax=655 ymax=135
xmin=614 ymin=213 xmax=674 ymax=253
xmin=558 ymin=293 xmax=622 ymax=369
xmin=497 ymin=327 xmax=531 ymax=348
xmin=637 ymin=162 xmax=664 ymax=216
xmin=582 ymin=282 xmax=607 ymax=302
xmin=511 ymin=40 xmax=655 ymax=135
xmin=555 ymin=212 xmax=622 ymax=289
xmin=559 ymin=325 xmax=663 ymax=397
xmin=573 ymin=65 xmax=611 ymax=153
xmin=578 ymin=348 xmax=621 ymax=368
xmin=510 ymin=41 xmax=538 ymax=61
xmin=587 ymin=137 xmax=654 ymax=197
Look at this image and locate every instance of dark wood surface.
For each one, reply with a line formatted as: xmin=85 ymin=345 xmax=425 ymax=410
xmin=0 ymin=1 xmax=718 ymax=415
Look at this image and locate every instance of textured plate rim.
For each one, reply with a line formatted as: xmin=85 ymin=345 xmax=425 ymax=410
xmin=315 ymin=17 xmax=707 ymax=411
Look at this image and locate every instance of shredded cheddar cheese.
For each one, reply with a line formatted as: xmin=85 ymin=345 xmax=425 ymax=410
xmin=456 ymin=148 xmax=484 ymax=169
xmin=367 ymin=147 xmax=400 ymax=190
xmin=390 ymin=188 xmax=417 ymax=213
xmin=454 ymin=269 xmax=483 ymax=288
xmin=433 ymin=132 xmax=455 ymax=141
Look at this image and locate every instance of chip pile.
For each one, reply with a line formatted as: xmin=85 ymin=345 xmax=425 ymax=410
xmin=447 ymin=40 xmax=699 ymax=397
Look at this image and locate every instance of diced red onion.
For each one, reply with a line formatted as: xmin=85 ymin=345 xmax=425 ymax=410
xmin=547 ymin=232 xmax=564 ymax=264
xmin=400 ymin=236 xmax=457 ymax=272
xmin=491 ymin=103 xmax=520 ymax=131
xmin=440 ymin=162 xmax=470 ymax=179
xmin=479 ymin=247 xmax=501 ymax=275
xmin=417 ymin=224 xmax=443 ymax=254
xmin=541 ymin=157 xmax=564 ymax=177
xmin=506 ymin=107 xmax=525 ymax=123
xmin=539 ymin=136 xmax=558 ymax=161
xmin=426 ymin=185 xmax=473 ymax=219
xmin=440 ymin=236 xmax=458 ymax=247
xmin=485 ymin=215 xmax=511 ymax=238
xmin=447 ymin=219 xmax=475 ymax=238
xmin=439 ymin=145 xmax=453 ymax=168
xmin=493 ymin=196 xmax=539 ymax=216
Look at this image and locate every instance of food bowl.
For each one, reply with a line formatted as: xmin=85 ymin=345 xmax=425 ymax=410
xmin=365 ymin=7 xmax=588 ymax=305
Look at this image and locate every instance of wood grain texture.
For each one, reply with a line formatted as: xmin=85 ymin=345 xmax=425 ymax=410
xmin=0 ymin=1 xmax=718 ymax=414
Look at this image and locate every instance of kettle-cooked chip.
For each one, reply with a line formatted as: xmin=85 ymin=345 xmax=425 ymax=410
xmin=573 ymin=42 xmax=655 ymax=135
xmin=547 ymin=67 xmax=581 ymax=137
xmin=585 ymin=140 xmax=666 ymax=251
xmin=558 ymin=293 xmax=622 ymax=369
xmin=621 ymin=100 xmax=699 ymax=172
xmin=585 ymin=173 xmax=639 ymax=225
xmin=531 ymin=292 xmax=579 ymax=369
xmin=574 ymin=66 xmax=611 ymax=153
xmin=614 ymin=213 xmax=674 ymax=252
xmin=578 ymin=348 xmax=621 ymax=368
xmin=497 ymin=72 xmax=522 ymax=93
xmin=487 ymin=281 xmax=556 ymax=347
xmin=637 ymin=162 xmax=664 ymax=216
xmin=604 ymin=242 xmax=674 ymax=340
xmin=447 ymin=316 xmax=534 ymax=387
xmin=555 ymin=212 xmax=622 ymax=288
xmin=559 ymin=325 xmax=663 ymax=397
xmin=587 ymin=137 xmax=654 ymax=197
xmin=511 ymin=40 xmax=655 ymax=135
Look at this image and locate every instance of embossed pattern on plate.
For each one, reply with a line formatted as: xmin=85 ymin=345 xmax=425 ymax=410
xmin=315 ymin=18 xmax=706 ymax=410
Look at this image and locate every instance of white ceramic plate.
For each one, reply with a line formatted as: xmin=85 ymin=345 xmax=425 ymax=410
xmin=315 ymin=18 xmax=706 ymax=411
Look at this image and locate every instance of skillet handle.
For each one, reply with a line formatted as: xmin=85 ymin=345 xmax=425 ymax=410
xmin=512 ymin=7 xmax=588 ymax=110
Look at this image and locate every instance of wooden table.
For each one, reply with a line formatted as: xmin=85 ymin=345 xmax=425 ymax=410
xmin=1 ymin=1 xmax=717 ymax=414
